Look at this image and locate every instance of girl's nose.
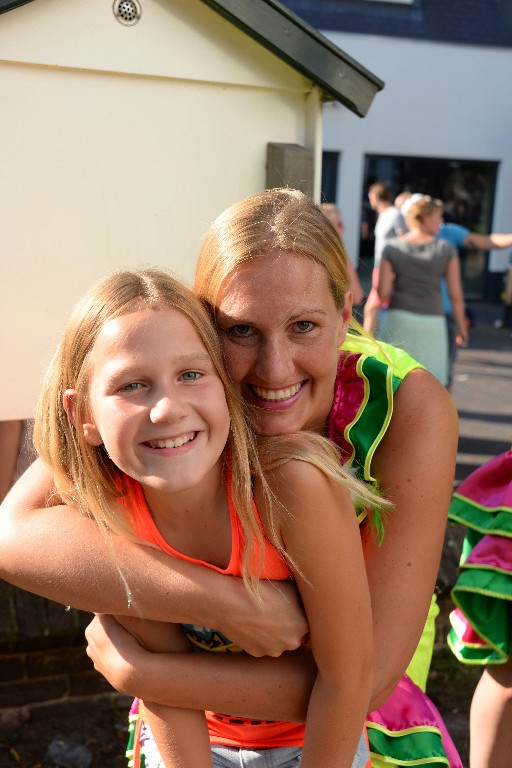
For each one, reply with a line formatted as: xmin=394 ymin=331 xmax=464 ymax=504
xmin=150 ymin=393 xmax=187 ymax=423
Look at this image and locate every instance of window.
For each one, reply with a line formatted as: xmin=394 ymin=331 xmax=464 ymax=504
xmin=321 ymin=151 xmax=340 ymax=203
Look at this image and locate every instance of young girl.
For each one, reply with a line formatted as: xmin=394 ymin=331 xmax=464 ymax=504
xmin=34 ymin=266 xmax=385 ymax=768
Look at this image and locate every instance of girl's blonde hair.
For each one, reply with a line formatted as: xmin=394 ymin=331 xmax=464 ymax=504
xmin=34 ymin=267 xmax=268 ymax=596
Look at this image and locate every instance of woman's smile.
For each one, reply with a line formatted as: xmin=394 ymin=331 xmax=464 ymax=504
xmin=246 ymin=382 xmax=305 ymax=409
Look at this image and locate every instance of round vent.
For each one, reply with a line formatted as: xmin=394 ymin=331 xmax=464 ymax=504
xmin=113 ymin=0 xmax=141 ymax=26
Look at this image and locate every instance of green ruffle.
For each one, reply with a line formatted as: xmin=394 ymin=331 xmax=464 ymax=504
xmin=341 ymin=335 xmax=422 ymax=487
xmin=126 ymin=713 xmax=145 ymax=768
xmin=450 ymin=567 xmax=512 ymax=663
xmin=347 ymin=355 xmax=401 ymax=486
xmin=367 ymin=723 xmax=450 ymax=766
xmin=449 ymin=494 xmax=512 ymax=541
xmin=342 ymin=334 xmax=425 ymax=380
xmin=447 ymin=628 xmax=506 ymax=665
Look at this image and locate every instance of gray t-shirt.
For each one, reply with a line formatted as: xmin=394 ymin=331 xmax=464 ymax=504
xmin=381 ymin=238 xmax=456 ymax=315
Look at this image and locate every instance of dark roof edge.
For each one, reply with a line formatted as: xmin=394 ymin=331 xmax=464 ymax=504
xmin=199 ymin=0 xmax=384 ymax=116
xmin=0 ymin=0 xmax=35 ymax=14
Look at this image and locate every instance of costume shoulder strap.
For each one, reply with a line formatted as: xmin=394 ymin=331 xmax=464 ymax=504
xmin=330 ymin=335 xmax=423 ymax=483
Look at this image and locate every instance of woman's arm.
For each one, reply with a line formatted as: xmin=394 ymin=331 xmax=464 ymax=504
xmin=265 ymin=461 xmax=373 ymax=768
xmin=377 ymin=257 xmax=394 ymax=303
xmin=363 ymin=367 xmax=458 ymax=705
xmin=0 ymin=459 xmax=307 ymax=658
xmin=86 ymin=614 xmax=317 ymax=722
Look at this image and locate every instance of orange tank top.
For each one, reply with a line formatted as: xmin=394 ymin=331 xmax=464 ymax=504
xmin=117 ymin=471 xmax=305 ymax=748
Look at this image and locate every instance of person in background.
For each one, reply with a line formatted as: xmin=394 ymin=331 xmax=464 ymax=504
xmin=364 ymin=183 xmax=406 ymax=335
xmin=320 ymin=203 xmax=365 ymax=306
xmin=378 ymin=196 xmax=467 ymax=386
xmin=439 ymin=221 xmax=512 ymax=380
xmin=0 ymin=420 xmax=33 ymax=502
xmin=398 ymin=191 xmax=512 ymax=385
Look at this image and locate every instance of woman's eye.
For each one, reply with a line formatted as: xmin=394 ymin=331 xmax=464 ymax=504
xmin=180 ymin=371 xmax=202 ymax=382
xmin=227 ymin=324 xmax=253 ymax=338
xmin=295 ymin=321 xmax=315 ymax=332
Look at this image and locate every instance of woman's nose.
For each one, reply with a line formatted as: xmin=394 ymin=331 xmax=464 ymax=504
xmin=254 ymin=339 xmax=295 ymax=383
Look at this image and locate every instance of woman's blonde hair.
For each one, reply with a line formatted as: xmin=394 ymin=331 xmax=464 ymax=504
xmin=405 ymin=195 xmax=444 ymax=230
xmin=34 ymin=267 xmax=269 ymax=597
xmin=195 ymin=188 xmax=351 ymax=309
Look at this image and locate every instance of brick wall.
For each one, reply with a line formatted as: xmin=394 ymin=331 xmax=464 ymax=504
xmin=0 ymin=580 xmax=119 ymax=727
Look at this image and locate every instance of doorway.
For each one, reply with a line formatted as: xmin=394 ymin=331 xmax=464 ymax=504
xmin=361 ymin=154 xmax=499 ymax=300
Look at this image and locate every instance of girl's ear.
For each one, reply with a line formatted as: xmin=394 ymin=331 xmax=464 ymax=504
xmin=63 ymin=389 xmax=103 ymax=446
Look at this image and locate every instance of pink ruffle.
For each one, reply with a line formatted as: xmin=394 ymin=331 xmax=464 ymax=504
xmin=367 ymin=675 xmax=463 ymax=768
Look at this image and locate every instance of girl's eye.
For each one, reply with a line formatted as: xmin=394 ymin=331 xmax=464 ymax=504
xmin=118 ymin=382 xmax=143 ymax=393
xmin=227 ymin=324 xmax=254 ymax=338
xmin=180 ymin=371 xmax=202 ymax=382
xmin=294 ymin=321 xmax=315 ymax=332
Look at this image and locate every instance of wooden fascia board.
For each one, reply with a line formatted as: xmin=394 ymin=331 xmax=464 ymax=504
xmin=198 ymin=0 xmax=384 ymax=116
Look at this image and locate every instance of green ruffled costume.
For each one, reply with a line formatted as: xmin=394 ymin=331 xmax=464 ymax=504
xmin=331 ymin=335 xmax=460 ymax=768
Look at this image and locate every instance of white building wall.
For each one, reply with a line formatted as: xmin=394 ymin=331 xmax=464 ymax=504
xmin=321 ymin=32 xmax=512 ymax=273
xmin=0 ymin=0 xmax=317 ymax=418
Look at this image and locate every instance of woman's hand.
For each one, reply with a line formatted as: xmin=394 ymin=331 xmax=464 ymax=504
xmin=220 ymin=579 xmax=308 ymax=657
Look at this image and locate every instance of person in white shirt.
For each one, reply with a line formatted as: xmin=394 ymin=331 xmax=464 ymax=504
xmin=363 ymin=182 xmax=406 ymax=334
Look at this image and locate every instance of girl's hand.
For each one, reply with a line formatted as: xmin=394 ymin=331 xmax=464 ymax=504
xmin=85 ymin=614 xmax=143 ymax=694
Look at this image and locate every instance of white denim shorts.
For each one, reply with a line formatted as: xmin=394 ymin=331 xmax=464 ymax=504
xmin=140 ymin=724 xmax=370 ymax=768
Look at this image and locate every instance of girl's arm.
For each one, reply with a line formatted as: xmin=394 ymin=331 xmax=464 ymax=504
xmin=261 ymin=461 xmax=373 ymax=768
xmin=113 ymin=616 xmax=212 ymax=768
xmin=377 ymin=257 xmax=394 ymax=303
xmin=0 ymin=459 xmax=307 ymax=658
